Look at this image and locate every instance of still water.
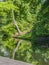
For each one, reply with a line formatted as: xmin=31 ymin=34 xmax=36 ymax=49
xmin=0 ymin=39 xmax=49 ymax=65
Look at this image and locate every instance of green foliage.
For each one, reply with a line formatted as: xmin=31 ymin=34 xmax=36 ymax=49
xmin=0 ymin=0 xmax=49 ymax=65
xmin=32 ymin=0 xmax=49 ymax=40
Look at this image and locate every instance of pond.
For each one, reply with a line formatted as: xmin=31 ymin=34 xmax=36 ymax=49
xmin=0 ymin=38 xmax=49 ymax=65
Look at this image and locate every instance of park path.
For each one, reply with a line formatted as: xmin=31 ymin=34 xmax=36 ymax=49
xmin=0 ymin=56 xmax=32 ymax=65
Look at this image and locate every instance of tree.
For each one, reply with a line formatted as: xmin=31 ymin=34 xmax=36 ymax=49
xmin=0 ymin=0 xmax=49 ymax=65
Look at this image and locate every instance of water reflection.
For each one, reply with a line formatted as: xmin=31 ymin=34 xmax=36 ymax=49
xmin=0 ymin=39 xmax=49 ymax=65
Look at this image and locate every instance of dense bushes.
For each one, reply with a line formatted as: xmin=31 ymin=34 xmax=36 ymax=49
xmin=0 ymin=0 xmax=49 ymax=65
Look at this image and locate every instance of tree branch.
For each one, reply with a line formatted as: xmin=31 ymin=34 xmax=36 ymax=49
xmin=13 ymin=29 xmax=31 ymax=38
xmin=12 ymin=40 xmax=22 ymax=59
xmin=12 ymin=0 xmax=31 ymax=37
xmin=12 ymin=0 xmax=21 ymax=34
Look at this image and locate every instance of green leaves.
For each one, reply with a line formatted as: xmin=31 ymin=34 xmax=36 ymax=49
xmin=0 ymin=0 xmax=49 ymax=65
xmin=0 ymin=1 xmax=18 ymax=11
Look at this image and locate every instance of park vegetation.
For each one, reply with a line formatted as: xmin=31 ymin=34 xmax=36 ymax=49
xmin=0 ymin=0 xmax=49 ymax=65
